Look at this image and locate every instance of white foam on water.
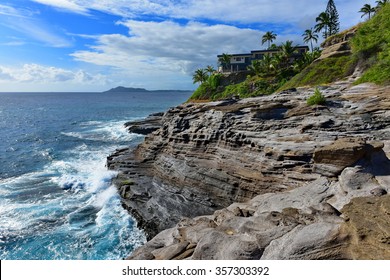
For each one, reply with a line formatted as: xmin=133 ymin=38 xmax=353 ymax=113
xmin=61 ymin=120 xmax=140 ymax=142
xmin=0 ymin=120 xmax=146 ymax=259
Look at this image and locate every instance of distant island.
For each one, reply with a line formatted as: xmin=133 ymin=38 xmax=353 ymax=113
xmin=103 ymin=86 xmax=192 ymax=93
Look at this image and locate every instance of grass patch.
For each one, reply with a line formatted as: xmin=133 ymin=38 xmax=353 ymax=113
xmin=189 ymin=74 xmax=277 ymax=101
xmin=189 ymin=83 xmax=213 ymax=101
xmin=307 ymin=88 xmax=326 ymax=106
xmin=188 ymin=73 xmax=222 ymax=101
xmin=280 ymin=55 xmax=357 ymax=89
xmin=351 ymin=4 xmax=390 ymax=85
xmin=210 ymin=76 xmax=279 ymax=100
xmin=356 ymin=61 xmax=390 ymax=84
xmin=120 ymin=180 xmax=134 ymax=186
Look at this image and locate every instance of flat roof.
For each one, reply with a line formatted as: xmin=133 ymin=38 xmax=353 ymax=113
xmin=217 ymin=53 xmax=252 ymax=57
xmin=217 ymin=46 xmax=309 ymax=57
xmin=251 ymin=46 xmax=309 ymax=53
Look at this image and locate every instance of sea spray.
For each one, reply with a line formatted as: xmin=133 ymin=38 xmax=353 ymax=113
xmin=0 ymin=90 xmax=192 ymax=259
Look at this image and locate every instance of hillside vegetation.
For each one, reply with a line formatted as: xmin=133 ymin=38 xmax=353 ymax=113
xmin=352 ymin=3 xmax=390 ymax=84
xmin=189 ymin=4 xmax=390 ymax=101
xmin=284 ymin=3 xmax=390 ymax=88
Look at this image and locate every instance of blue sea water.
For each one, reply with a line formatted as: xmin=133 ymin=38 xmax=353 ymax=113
xmin=0 ymin=91 xmax=192 ymax=259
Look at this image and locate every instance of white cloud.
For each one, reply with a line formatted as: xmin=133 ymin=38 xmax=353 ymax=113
xmin=0 ymin=62 xmax=191 ymax=91
xmin=29 ymin=0 xmax=370 ymax=28
xmin=71 ymin=20 xmax=264 ymax=74
xmin=31 ymin=0 xmax=89 ymax=15
xmin=0 ymin=3 xmax=72 ymax=47
xmin=9 ymin=20 xmax=72 ymax=47
xmin=0 ymin=68 xmax=14 ymax=81
xmin=70 ymin=20 xmax=304 ymax=79
xmin=0 ymin=64 xmax=108 ymax=89
xmin=0 ymin=4 xmax=33 ymax=18
xmin=1 ymin=40 xmax=26 ymax=46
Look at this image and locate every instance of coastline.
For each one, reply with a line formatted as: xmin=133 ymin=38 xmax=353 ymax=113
xmin=108 ymin=81 xmax=390 ymax=259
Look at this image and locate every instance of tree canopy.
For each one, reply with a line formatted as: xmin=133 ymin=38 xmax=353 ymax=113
xmin=261 ymin=31 xmax=277 ymax=49
xmin=360 ymin=4 xmax=376 ymax=19
xmin=302 ymin=28 xmax=319 ymax=51
xmin=325 ymin=0 xmax=340 ymax=35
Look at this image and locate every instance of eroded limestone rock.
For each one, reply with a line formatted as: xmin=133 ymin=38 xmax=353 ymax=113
xmin=108 ymin=82 xmax=390 ymax=259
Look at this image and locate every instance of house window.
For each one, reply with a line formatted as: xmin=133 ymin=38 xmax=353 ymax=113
xmin=235 ymin=57 xmax=242 ymax=61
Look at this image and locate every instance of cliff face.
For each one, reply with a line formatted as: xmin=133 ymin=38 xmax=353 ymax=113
xmin=108 ymin=80 xmax=390 ymax=259
xmin=318 ymin=26 xmax=357 ymax=60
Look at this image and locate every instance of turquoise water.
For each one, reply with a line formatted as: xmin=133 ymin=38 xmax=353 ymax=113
xmin=0 ymin=91 xmax=192 ymax=259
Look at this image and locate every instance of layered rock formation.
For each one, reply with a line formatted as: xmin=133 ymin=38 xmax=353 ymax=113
xmin=319 ymin=26 xmax=357 ymax=60
xmin=124 ymin=112 xmax=164 ymax=135
xmin=107 ymin=80 xmax=390 ymax=259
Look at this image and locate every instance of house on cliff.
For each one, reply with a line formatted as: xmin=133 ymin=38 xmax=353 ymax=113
xmin=217 ymin=46 xmax=309 ymax=73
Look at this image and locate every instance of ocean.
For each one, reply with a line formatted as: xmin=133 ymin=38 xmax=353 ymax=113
xmin=0 ymin=90 xmax=192 ymax=260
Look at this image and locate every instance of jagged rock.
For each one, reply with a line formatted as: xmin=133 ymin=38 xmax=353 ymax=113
xmin=313 ymin=138 xmax=377 ymax=175
xmin=108 ymin=81 xmax=390 ymax=259
xmin=125 ymin=112 xmax=164 ymax=135
xmin=319 ymin=26 xmax=357 ymax=60
xmin=370 ymin=188 xmax=387 ymax=197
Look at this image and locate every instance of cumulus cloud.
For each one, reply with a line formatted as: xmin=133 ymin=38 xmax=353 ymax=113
xmin=71 ymin=20 xmax=304 ymax=75
xmin=0 ymin=64 xmax=107 ymax=85
xmin=72 ymin=20 xmax=258 ymax=73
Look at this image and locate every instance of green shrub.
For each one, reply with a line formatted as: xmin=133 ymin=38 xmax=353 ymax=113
xmin=188 ymin=73 xmax=223 ymax=101
xmin=307 ymin=88 xmax=326 ymax=106
xmin=281 ymin=55 xmax=357 ymax=89
xmin=207 ymin=74 xmax=222 ymax=89
xmin=189 ymin=83 xmax=212 ymax=100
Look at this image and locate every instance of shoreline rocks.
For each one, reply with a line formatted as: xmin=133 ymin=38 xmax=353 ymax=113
xmin=108 ymin=82 xmax=390 ymax=259
xmin=124 ymin=112 xmax=164 ymax=135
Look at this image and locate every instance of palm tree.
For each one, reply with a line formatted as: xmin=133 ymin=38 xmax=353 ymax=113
xmin=205 ymin=65 xmax=216 ymax=75
xmin=192 ymin=69 xmax=208 ymax=84
xmin=262 ymin=54 xmax=275 ymax=74
xmin=271 ymin=53 xmax=283 ymax=72
xmin=315 ymin=12 xmax=331 ymax=39
xmin=376 ymin=0 xmax=389 ymax=10
xmin=261 ymin=31 xmax=277 ymax=49
xmin=218 ymin=53 xmax=231 ymax=72
xmin=247 ymin=60 xmax=263 ymax=76
xmin=360 ymin=4 xmax=376 ymax=19
xmin=280 ymin=40 xmax=297 ymax=63
xmin=302 ymin=28 xmax=319 ymax=52
xmin=248 ymin=54 xmax=276 ymax=76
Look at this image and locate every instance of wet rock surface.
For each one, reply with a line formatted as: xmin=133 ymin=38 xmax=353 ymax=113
xmin=124 ymin=112 xmax=164 ymax=135
xmin=108 ymin=82 xmax=390 ymax=259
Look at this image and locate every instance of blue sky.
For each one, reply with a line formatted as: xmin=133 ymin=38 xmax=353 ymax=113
xmin=0 ymin=0 xmax=373 ymax=91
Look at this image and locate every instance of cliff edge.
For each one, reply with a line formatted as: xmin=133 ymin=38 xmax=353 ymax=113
xmin=108 ymin=81 xmax=390 ymax=259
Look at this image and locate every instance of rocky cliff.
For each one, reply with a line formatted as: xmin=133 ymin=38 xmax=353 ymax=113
xmin=107 ymin=79 xmax=390 ymax=259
